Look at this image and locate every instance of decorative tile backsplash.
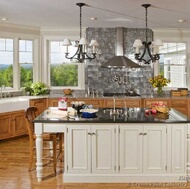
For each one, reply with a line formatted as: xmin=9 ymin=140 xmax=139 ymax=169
xmin=85 ymin=27 xmax=154 ymax=95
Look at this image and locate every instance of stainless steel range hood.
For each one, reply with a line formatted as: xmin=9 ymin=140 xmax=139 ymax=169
xmin=101 ymin=27 xmax=141 ymax=68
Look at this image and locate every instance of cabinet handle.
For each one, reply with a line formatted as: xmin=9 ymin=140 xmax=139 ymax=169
xmin=139 ymin=133 xmax=143 ymax=135
xmin=143 ymin=133 xmax=147 ymax=136
xmin=92 ymin=132 xmax=96 ymax=135
xmin=88 ymin=132 xmax=92 ymax=135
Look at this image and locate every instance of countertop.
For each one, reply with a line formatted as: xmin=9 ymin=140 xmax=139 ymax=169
xmin=34 ymin=108 xmax=190 ymax=124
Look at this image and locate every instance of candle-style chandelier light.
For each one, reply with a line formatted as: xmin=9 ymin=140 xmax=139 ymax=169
xmin=63 ymin=3 xmax=98 ymax=63
xmin=133 ymin=4 xmax=163 ymax=64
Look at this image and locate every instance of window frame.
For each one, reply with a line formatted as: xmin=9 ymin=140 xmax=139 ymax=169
xmin=156 ymin=41 xmax=188 ymax=89
xmin=46 ymin=38 xmax=85 ymax=90
xmin=0 ymin=31 xmax=40 ymax=91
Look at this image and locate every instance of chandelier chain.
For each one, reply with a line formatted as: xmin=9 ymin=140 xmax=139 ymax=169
xmin=145 ymin=6 xmax=148 ymax=43
xmin=79 ymin=5 xmax=82 ymax=39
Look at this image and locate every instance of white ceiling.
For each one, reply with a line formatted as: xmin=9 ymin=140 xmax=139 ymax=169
xmin=0 ymin=0 xmax=190 ymax=29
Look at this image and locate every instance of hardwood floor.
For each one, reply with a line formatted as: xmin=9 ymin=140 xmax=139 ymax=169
xmin=0 ymin=136 xmax=189 ymax=189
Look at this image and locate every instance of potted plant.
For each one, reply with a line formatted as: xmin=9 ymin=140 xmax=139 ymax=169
xmin=31 ymin=82 xmax=49 ymax=96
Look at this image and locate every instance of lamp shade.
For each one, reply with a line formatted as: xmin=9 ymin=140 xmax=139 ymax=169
xmin=153 ymin=39 xmax=163 ymax=46
xmin=133 ymin=39 xmax=143 ymax=47
xmin=63 ymin=39 xmax=72 ymax=46
xmin=79 ymin=37 xmax=88 ymax=45
xmin=89 ymin=39 xmax=99 ymax=47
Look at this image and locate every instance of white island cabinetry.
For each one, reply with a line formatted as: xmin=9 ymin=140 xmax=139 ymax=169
xmin=67 ymin=124 xmax=116 ymax=174
xmin=119 ymin=124 xmax=167 ymax=174
xmin=65 ymin=123 xmax=187 ymax=183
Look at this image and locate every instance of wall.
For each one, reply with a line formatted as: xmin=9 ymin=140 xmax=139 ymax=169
xmin=85 ymin=27 xmax=154 ymax=95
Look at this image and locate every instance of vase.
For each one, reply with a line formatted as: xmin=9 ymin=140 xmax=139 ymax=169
xmin=157 ymin=87 xmax=163 ymax=96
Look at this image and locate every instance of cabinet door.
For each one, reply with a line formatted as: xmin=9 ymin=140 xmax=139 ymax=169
xmin=120 ymin=125 xmax=143 ymax=174
xmin=0 ymin=113 xmax=12 ymax=140
xmin=171 ymin=125 xmax=186 ymax=173
xmin=67 ymin=125 xmax=91 ymax=174
xmin=48 ymin=98 xmax=75 ymax=107
xmin=143 ymin=125 xmax=167 ymax=174
xmin=30 ymin=99 xmax=47 ymax=115
xmin=91 ymin=125 xmax=116 ymax=174
xmin=13 ymin=111 xmax=27 ymax=136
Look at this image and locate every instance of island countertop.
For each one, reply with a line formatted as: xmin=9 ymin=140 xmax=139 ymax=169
xmin=34 ymin=107 xmax=190 ymax=124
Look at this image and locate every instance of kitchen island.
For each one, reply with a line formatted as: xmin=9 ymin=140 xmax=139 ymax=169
xmin=34 ymin=108 xmax=190 ymax=183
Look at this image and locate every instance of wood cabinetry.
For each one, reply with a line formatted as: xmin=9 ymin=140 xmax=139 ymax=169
xmin=48 ymin=98 xmax=75 ymax=107
xmin=103 ymin=98 xmax=141 ymax=108
xmin=67 ymin=124 xmax=116 ymax=174
xmin=119 ymin=124 xmax=167 ymax=174
xmin=30 ymin=98 xmax=47 ymax=116
xmin=75 ymin=98 xmax=102 ymax=108
xmin=143 ymin=98 xmax=170 ymax=108
xmin=170 ymin=99 xmax=188 ymax=115
xmin=0 ymin=110 xmax=27 ymax=140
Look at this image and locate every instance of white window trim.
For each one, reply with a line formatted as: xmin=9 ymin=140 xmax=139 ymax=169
xmin=43 ymin=36 xmax=85 ymax=90
xmin=0 ymin=31 xmax=40 ymax=91
xmin=154 ymin=41 xmax=188 ymax=90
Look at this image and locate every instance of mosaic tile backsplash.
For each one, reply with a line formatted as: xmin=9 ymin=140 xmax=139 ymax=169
xmin=85 ymin=27 xmax=154 ymax=95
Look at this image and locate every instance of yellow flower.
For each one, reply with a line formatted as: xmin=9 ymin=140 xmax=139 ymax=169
xmin=149 ymin=75 xmax=170 ymax=88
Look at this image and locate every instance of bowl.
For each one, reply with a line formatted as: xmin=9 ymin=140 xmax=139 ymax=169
xmin=80 ymin=109 xmax=98 ymax=118
xmin=63 ymin=89 xmax=72 ymax=95
xmin=155 ymin=106 xmax=169 ymax=113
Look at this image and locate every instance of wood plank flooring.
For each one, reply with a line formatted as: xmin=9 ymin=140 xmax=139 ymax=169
xmin=0 ymin=136 xmax=189 ymax=189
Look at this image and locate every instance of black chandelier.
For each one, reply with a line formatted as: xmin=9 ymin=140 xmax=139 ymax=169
xmin=63 ymin=3 xmax=98 ymax=63
xmin=133 ymin=4 xmax=163 ymax=64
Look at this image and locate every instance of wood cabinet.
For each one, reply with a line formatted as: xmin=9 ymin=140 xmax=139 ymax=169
xmin=170 ymin=99 xmax=188 ymax=115
xmin=30 ymin=98 xmax=47 ymax=116
xmin=143 ymin=98 xmax=170 ymax=108
xmin=48 ymin=98 xmax=75 ymax=107
xmin=119 ymin=124 xmax=167 ymax=174
xmin=67 ymin=124 xmax=116 ymax=174
xmin=0 ymin=110 xmax=27 ymax=140
xmin=75 ymin=98 xmax=102 ymax=108
xmin=103 ymin=98 xmax=141 ymax=108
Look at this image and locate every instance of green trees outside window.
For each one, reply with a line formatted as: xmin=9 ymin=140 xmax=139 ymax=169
xmin=50 ymin=64 xmax=78 ymax=86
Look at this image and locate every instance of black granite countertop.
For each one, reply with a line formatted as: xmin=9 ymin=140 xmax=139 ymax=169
xmin=34 ymin=108 xmax=190 ymax=124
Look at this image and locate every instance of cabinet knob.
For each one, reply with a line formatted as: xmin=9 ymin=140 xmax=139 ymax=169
xmin=139 ymin=133 xmax=143 ymax=135
xmin=92 ymin=132 xmax=96 ymax=135
xmin=88 ymin=132 xmax=92 ymax=135
xmin=143 ymin=133 xmax=147 ymax=136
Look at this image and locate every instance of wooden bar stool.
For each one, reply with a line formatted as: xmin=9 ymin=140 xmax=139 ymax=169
xmin=25 ymin=106 xmax=63 ymax=173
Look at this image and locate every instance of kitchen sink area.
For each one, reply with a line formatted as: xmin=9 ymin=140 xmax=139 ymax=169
xmin=0 ymin=97 xmax=29 ymax=113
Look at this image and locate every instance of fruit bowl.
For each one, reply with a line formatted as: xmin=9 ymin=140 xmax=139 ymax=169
xmin=155 ymin=106 xmax=169 ymax=113
xmin=63 ymin=89 xmax=72 ymax=95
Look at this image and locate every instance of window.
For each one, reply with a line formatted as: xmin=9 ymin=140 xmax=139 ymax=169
xmin=159 ymin=42 xmax=187 ymax=88
xmin=0 ymin=38 xmax=13 ymax=88
xmin=49 ymin=41 xmax=85 ymax=89
xmin=19 ymin=39 xmax=33 ymax=87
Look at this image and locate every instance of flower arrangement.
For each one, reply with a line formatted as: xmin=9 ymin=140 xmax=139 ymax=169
xmin=149 ymin=75 xmax=170 ymax=96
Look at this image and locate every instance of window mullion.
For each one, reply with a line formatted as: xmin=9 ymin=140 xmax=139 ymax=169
xmin=13 ymin=38 xmax=20 ymax=90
